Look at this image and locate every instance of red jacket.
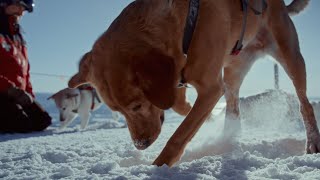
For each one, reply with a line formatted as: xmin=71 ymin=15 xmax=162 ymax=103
xmin=0 ymin=17 xmax=34 ymax=97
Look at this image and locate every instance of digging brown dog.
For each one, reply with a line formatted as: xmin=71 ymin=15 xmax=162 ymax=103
xmin=68 ymin=0 xmax=320 ymax=166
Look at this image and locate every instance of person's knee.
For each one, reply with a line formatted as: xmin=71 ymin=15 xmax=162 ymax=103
xmin=22 ymin=101 xmax=52 ymax=131
xmin=36 ymin=112 xmax=52 ymax=131
xmin=30 ymin=106 xmax=52 ymax=131
xmin=0 ymin=103 xmax=33 ymax=133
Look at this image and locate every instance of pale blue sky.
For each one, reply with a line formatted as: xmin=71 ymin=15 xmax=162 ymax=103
xmin=20 ymin=0 xmax=320 ymax=97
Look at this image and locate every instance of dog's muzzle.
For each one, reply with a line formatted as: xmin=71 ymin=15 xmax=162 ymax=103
xmin=134 ymin=139 xmax=151 ymax=150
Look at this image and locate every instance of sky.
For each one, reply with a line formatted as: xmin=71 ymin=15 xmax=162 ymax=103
xmin=19 ymin=0 xmax=320 ymax=97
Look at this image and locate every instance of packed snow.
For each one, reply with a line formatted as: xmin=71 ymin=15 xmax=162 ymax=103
xmin=1 ymin=90 xmax=320 ymax=180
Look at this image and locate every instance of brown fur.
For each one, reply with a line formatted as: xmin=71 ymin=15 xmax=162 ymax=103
xmin=69 ymin=0 xmax=320 ymax=167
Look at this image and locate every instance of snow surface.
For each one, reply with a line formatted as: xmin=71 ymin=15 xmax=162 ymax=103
xmin=1 ymin=91 xmax=320 ymax=180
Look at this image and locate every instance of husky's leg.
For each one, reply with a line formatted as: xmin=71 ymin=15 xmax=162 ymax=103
xmin=80 ymin=113 xmax=91 ymax=129
xmin=59 ymin=114 xmax=77 ymax=130
xmin=112 ymin=111 xmax=120 ymax=121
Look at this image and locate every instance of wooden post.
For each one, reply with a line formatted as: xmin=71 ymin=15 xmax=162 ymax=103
xmin=274 ymin=63 xmax=279 ymax=90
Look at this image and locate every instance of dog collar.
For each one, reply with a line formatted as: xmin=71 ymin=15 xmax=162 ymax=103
xmin=182 ymin=0 xmax=200 ymax=55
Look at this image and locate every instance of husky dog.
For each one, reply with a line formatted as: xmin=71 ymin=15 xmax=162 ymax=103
xmin=48 ymin=84 xmax=120 ymax=129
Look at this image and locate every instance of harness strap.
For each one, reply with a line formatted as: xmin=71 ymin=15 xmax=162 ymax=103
xmin=182 ymin=0 xmax=200 ymax=55
xmin=90 ymin=89 xmax=101 ymax=110
xmin=231 ymin=0 xmax=249 ymax=55
xmin=78 ymin=84 xmax=94 ymax=91
xmin=77 ymin=84 xmax=101 ymax=110
xmin=91 ymin=90 xmax=95 ymax=110
xmin=179 ymin=0 xmax=200 ymax=88
xmin=231 ymin=0 xmax=267 ymax=56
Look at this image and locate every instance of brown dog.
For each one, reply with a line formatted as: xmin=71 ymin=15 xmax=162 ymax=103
xmin=68 ymin=0 xmax=320 ymax=167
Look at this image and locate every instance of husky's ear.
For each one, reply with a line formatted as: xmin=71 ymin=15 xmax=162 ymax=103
xmin=47 ymin=88 xmax=70 ymax=100
xmin=68 ymin=52 xmax=92 ymax=88
xmin=133 ymin=49 xmax=176 ymax=109
xmin=47 ymin=92 xmax=59 ymax=100
xmin=47 ymin=94 xmax=55 ymax=100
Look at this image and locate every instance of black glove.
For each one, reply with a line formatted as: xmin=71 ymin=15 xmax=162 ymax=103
xmin=7 ymin=87 xmax=33 ymax=106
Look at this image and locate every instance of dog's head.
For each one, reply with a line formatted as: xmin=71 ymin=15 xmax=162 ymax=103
xmin=48 ymin=88 xmax=81 ymax=122
xmin=69 ymin=49 xmax=177 ymax=150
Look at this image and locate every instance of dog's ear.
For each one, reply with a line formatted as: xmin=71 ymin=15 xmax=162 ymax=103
xmin=68 ymin=52 xmax=92 ymax=88
xmin=133 ymin=49 xmax=176 ymax=109
xmin=47 ymin=92 xmax=59 ymax=100
xmin=47 ymin=95 xmax=54 ymax=100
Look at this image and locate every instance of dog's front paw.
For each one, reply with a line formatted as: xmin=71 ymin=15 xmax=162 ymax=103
xmin=306 ymin=133 xmax=320 ymax=153
xmin=152 ymin=153 xmax=177 ymax=167
xmin=58 ymin=125 xmax=66 ymax=131
xmin=152 ymin=143 xmax=184 ymax=167
xmin=80 ymin=125 xmax=87 ymax=130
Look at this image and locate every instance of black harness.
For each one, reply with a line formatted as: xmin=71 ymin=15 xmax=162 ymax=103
xmin=178 ymin=0 xmax=200 ymax=88
xmin=179 ymin=0 xmax=267 ymax=86
xmin=182 ymin=0 xmax=200 ymax=55
xmin=231 ymin=0 xmax=267 ymax=55
xmin=182 ymin=0 xmax=267 ymax=56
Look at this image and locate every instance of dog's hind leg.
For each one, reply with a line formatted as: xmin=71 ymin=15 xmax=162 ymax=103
xmin=223 ymin=45 xmax=260 ymax=137
xmin=267 ymin=5 xmax=320 ymax=153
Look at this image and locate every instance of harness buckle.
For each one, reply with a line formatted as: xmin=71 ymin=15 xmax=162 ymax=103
xmin=231 ymin=40 xmax=243 ymax=56
xmin=177 ymin=82 xmax=190 ymax=88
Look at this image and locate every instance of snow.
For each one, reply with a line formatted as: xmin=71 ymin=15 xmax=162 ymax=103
xmin=1 ymin=91 xmax=320 ymax=179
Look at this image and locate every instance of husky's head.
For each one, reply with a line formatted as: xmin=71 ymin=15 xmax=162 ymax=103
xmin=48 ymin=88 xmax=81 ymax=122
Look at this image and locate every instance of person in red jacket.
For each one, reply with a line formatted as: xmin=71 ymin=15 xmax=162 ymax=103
xmin=0 ymin=0 xmax=51 ymax=133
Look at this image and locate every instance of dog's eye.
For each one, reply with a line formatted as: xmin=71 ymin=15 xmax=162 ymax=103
xmin=132 ymin=104 xmax=142 ymax=112
xmin=62 ymin=107 xmax=66 ymax=111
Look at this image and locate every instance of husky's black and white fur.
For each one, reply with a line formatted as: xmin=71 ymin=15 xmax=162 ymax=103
xmin=48 ymin=85 xmax=119 ymax=129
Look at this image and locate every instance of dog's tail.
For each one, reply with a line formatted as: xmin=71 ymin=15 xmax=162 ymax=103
xmin=286 ymin=0 xmax=310 ymax=16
